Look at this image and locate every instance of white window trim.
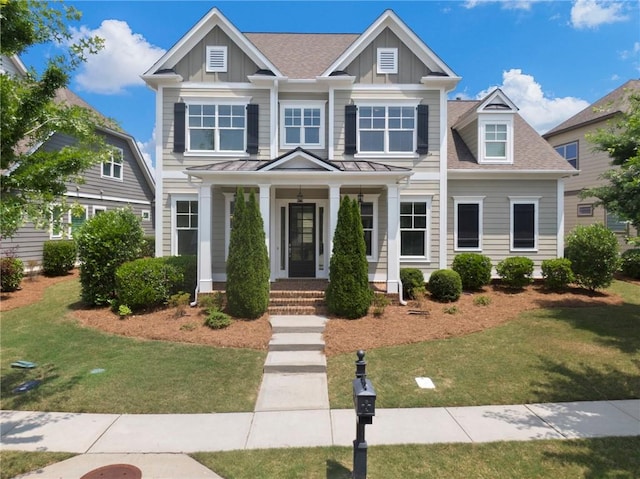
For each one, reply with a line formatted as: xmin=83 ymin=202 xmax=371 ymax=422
xmin=354 ymin=100 xmax=420 ymax=158
xmin=92 ymin=205 xmax=106 ymax=217
xmin=478 ymin=116 xmax=513 ymax=164
xmin=205 ymin=45 xmax=228 ymax=73
xmin=101 ymin=147 xmax=124 ymax=181
xmin=509 ymin=196 xmax=540 ymax=252
xmin=68 ymin=206 xmax=88 ymax=238
xmin=49 ymin=204 xmax=64 ymax=239
xmin=377 ymin=48 xmax=398 ymax=74
xmin=185 ymin=99 xmax=250 ymax=156
xmin=141 ymin=210 xmax=151 ymax=221
xmin=399 ymin=195 xmax=432 ymax=262
xmin=453 ymin=196 xmax=485 ymax=252
xmin=341 ymin=193 xmax=379 ymax=262
xmin=279 ymin=100 xmax=326 ymax=149
xmin=171 ymin=194 xmax=198 ymax=256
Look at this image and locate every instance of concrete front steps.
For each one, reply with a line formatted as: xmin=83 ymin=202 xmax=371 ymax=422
xmin=254 ymin=315 xmax=330 ymax=412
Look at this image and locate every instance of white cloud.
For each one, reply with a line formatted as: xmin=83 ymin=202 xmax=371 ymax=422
xmin=73 ymin=20 xmax=165 ymax=94
xmin=475 ymin=69 xmax=590 ymax=134
xmin=137 ymin=127 xmax=157 ymax=170
xmin=464 ymin=0 xmax=537 ymax=10
xmin=570 ymin=0 xmax=628 ymax=29
xmin=620 ymin=41 xmax=640 ymax=60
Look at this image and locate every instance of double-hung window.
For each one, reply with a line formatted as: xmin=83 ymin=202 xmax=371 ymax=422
xmin=280 ymin=101 xmax=325 ymax=149
xmin=174 ymin=197 xmax=198 ymax=256
xmin=484 ymin=123 xmax=507 ymax=159
xmin=510 ymin=197 xmax=539 ymax=251
xmin=400 ymin=197 xmax=430 ymax=259
xmin=70 ymin=206 xmax=88 ymax=238
xmin=478 ymin=117 xmax=513 ymax=164
xmin=102 ymin=148 xmax=123 ymax=180
xmin=454 ymin=197 xmax=484 ymax=250
xmin=50 ymin=205 xmax=64 ymax=239
xmin=554 ymin=141 xmax=578 ymax=169
xmin=187 ymin=103 xmax=245 ymax=152
xmin=358 ymin=104 xmax=415 ymax=153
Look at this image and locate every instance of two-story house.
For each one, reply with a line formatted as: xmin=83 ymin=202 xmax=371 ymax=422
xmin=1 ymin=55 xmax=156 ymax=268
xmin=142 ymin=8 xmax=574 ymax=296
xmin=544 ymin=79 xmax=639 ymax=246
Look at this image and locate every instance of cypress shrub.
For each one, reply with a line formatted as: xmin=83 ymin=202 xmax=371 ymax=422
xmin=565 ymin=224 xmax=620 ymax=290
xmin=325 ymin=196 xmax=372 ymax=319
xmin=452 ymin=253 xmax=492 ymax=290
xmin=400 ymin=268 xmax=425 ymax=299
xmin=42 ymin=240 xmax=77 ymax=276
xmin=541 ymin=258 xmax=575 ymax=291
xmin=75 ymin=208 xmax=145 ymax=305
xmin=114 ymin=257 xmax=183 ymax=311
xmin=226 ymin=188 xmax=270 ymax=319
xmin=496 ymin=256 xmax=534 ymax=289
xmin=620 ymin=248 xmax=640 ymax=279
xmin=0 ymin=256 xmax=24 ymax=292
xmin=427 ymin=269 xmax=462 ymax=302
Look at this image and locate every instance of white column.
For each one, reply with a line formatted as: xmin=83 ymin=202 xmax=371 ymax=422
xmin=557 ymin=179 xmax=565 ymax=257
xmin=387 ymin=185 xmax=400 ymax=293
xmin=328 ymin=184 xmax=341 ymax=262
xmin=198 ymin=184 xmax=213 ymax=293
xmin=259 ymin=183 xmax=271 ymax=256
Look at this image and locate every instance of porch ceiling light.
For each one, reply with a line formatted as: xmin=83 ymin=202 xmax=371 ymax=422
xmin=358 ymin=186 xmax=364 ymax=205
xmin=297 ymin=186 xmax=303 ymax=203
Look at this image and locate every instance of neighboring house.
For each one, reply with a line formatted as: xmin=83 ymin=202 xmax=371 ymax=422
xmin=142 ymin=8 xmax=574 ymax=296
xmin=544 ymin=79 xmax=639 ymax=246
xmin=1 ymin=55 xmax=155 ymax=268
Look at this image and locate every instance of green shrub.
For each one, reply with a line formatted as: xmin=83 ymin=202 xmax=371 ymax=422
xmin=76 ymin=208 xmax=145 ymax=305
xmin=199 ymin=291 xmax=225 ymax=310
xmin=0 ymin=256 xmax=24 ymax=292
xmin=115 ymin=257 xmax=183 ymax=312
xmin=400 ymin=268 xmax=425 ymax=300
xmin=541 ymin=258 xmax=575 ymax=291
xmin=164 ymin=255 xmax=197 ymax=299
xmin=204 ymin=309 xmax=232 ymax=329
xmin=118 ymin=305 xmax=132 ymax=317
xmin=473 ymin=295 xmax=491 ymax=306
xmin=226 ymin=188 xmax=270 ymax=319
xmin=141 ymin=235 xmax=155 ymax=258
xmin=326 ymin=196 xmax=372 ymax=319
xmin=496 ymin=256 xmax=534 ymax=289
xmin=372 ymin=293 xmax=391 ymax=317
xmin=452 ymin=253 xmax=492 ymax=290
xmin=427 ymin=269 xmax=462 ymax=302
xmin=168 ymin=291 xmax=191 ymax=318
xmin=565 ymin=224 xmax=620 ymax=291
xmin=42 ymin=240 xmax=77 ymax=276
xmin=620 ymin=248 xmax=640 ymax=279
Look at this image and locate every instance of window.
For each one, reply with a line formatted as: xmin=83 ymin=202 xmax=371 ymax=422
xmin=478 ymin=118 xmax=513 ymax=164
xmin=187 ymin=103 xmax=245 ymax=152
xmin=484 ymin=123 xmax=507 ymax=158
xmin=141 ymin=210 xmax=151 ymax=222
xmin=377 ymin=48 xmax=398 ymax=74
xmin=510 ymin=197 xmax=539 ymax=250
xmin=93 ymin=206 xmax=106 ymax=216
xmin=70 ymin=206 xmax=87 ymax=237
xmin=359 ymin=105 xmax=415 ymax=153
xmin=360 ymin=201 xmax=374 ymax=258
xmin=50 ymin=205 xmax=64 ymax=239
xmin=102 ymin=148 xmax=123 ymax=180
xmin=280 ymin=101 xmax=325 ymax=149
xmin=577 ymin=204 xmax=593 ymax=217
xmin=175 ymin=199 xmax=198 ymax=255
xmin=400 ymin=198 xmax=430 ymax=258
xmin=606 ymin=210 xmax=627 ymax=233
xmin=555 ymin=141 xmax=578 ymax=169
xmin=454 ymin=197 xmax=484 ymax=250
xmin=206 ymin=46 xmax=227 ymax=72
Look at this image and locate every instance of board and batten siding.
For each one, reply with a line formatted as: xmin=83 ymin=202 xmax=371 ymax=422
xmin=447 ymin=179 xmax=559 ymax=274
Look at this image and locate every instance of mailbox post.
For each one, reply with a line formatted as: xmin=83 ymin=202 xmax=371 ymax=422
xmin=352 ymin=350 xmax=376 ymax=479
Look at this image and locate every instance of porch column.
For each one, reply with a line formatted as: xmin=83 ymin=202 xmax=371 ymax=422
xmin=387 ymin=185 xmax=400 ymax=293
xmin=328 ymin=184 xmax=341 ymax=264
xmin=198 ymin=183 xmax=213 ymax=293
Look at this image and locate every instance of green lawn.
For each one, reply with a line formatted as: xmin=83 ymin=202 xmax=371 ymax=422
xmin=328 ymin=280 xmax=640 ymax=409
xmin=0 ymin=451 xmax=75 ymax=479
xmin=0 ymin=279 xmax=266 ymax=413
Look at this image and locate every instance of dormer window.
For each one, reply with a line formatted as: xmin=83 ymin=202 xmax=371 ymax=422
xmin=377 ymin=48 xmax=397 ymax=74
xmin=206 ymin=46 xmax=227 ymax=72
xmin=478 ymin=117 xmax=513 ymax=164
xmin=484 ymin=123 xmax=507 ymax=158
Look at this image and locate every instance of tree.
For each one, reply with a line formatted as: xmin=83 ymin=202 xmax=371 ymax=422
xmin=226 ymin=188 xmax=270 ymax=319
xmin=582 ymin=92 xmax=640 ymax=239
xmin=0 ymin=0 xmax=109 ymax=238
xmin=325 ymin=196 xmax=372 ymax=319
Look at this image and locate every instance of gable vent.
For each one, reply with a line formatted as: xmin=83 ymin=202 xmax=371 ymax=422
xmin=377 ymin=48 xmax=398 ymax=74
xmin=206 ymin=46 xmax=228 ymax=72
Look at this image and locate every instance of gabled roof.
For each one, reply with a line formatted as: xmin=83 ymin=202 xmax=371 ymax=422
xmin=453 ymin=88 xmax=518 ymax=130
xmin=448 ymin=100 xmax=575 ymax=173
xmin=0 ymin=54 xmax=28 ymax=77
xmin=543 ymin=79 xmax=640 ymax=138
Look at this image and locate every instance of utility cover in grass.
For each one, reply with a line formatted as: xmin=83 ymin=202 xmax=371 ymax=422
xmin=415 ymin=377 xmax=436 ymax=389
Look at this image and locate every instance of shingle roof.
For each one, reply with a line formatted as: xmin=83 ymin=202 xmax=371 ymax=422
xmin=448 ymin=100 xmax=574 ymax=172
xmin=245 ymin=33 xmax=359 ymax=79
xmin=543 ymin=79 xmax=640 ymax=138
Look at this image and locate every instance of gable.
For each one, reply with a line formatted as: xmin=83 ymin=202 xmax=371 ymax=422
xmin=174 ymin=26 xmax=260 ymax=82
xmin=259 ymin=148 xmax=340 ymax=172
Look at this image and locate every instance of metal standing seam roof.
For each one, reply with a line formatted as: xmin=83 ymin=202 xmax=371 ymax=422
xmin=186 ymin=158 xmax=410 ymax=173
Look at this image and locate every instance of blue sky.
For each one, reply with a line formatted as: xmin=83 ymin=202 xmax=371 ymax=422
xmin=21 ymin=0 xmax=640 ymax=167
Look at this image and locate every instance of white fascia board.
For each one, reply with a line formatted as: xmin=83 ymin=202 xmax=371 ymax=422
xmin=477 ymin=88 xmax=519 ymax=112
xmin=143 ymin=7 xmax=282 ymax=78
xmin=448 ymin=169 xmax=579 ymax=180
xmin=183 ymin=170 xmax=413 ymax=185
xmin=140 ymin=73 xmax=183 ymax=90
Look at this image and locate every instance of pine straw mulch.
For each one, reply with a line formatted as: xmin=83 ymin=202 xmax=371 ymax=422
xmin=1 ymin=271 xmax=632 ymax=357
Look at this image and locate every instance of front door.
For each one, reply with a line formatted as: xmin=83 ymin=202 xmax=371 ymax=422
xmin=289 ymin=203 xmax=315 ymax=277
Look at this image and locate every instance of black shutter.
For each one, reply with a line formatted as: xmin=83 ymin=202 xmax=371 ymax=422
xmin=416 ymin=104 xmax=429 ymax=154
xmin=173 ymin=102 xmax=186 ymax=153
xmin=345 ymin=104 xmax=357 ymax=155
xmin=246 ymin=103 xmax=259 ymax=154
